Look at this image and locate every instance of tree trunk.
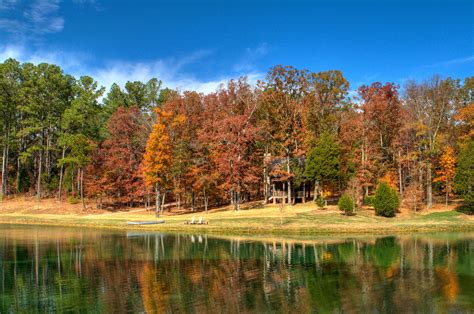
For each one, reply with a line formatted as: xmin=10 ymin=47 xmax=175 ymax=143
xmin=36 ymin=151 xmax=43 ymax=200
xmin=445 ymin=177 xmax=449 ymax=206
xmin=234 ymin=191 xmax=240 ymax=211
xmin=263 ymin=161 xmax=268 ymax=204
xmin=203 ymin=187 xmax=208 ymax=213
xmin=16 ymin=153 xmax=21 ymax=193
xmin=155 ymin=185 xmax=161 ymax=217
xmin=1 ymin=142 xmax=9 ymax=198
xmin=313 ymin=181 xmax=318 ymax=202
xmin=57 ymin=146 xmax=66 ymax=201
xmin=191 ymin=191 xmax=196 ymax=212
xmin=76 ymin=169 xmax=81 ymax=197
xmin=426 ymin=161 xmax=432 ymax=208
xmin=160 ymin=191 xmax=166 ymax=215
xmin=398 ymin=151 xmax=403 ymax=197
xmin=286 ymin=153 xmax=292 ymax=206
xmin=80 ymin=168 xmax=86 ymax=210
xmin=302 ymin=183 xmax=306 ymax=203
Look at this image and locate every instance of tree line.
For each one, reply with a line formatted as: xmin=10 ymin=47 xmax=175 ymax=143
xmin=0 ymin=58 xmax=472 ymax=214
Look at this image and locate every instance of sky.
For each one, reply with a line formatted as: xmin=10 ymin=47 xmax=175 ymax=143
xmin=0 ymin=0 xmax=473 ymax=94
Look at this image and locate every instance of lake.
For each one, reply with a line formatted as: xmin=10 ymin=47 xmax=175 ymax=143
xmin=0 ymin=225 xmax=472 ymax=313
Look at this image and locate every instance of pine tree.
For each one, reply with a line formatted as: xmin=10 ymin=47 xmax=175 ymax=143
xmin=454 ymin=140 xmax=474 ymax=213
xmin=305 ymin=132 xmax=341 ymax=199
xmin=373 ymin=182 xmax=399 ymax=217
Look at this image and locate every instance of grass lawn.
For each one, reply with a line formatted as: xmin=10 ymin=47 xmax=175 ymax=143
xmin=0 ymin=198 xmax=473 ymax=236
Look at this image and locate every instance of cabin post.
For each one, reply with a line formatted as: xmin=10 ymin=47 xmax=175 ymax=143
xmin=272 ymin=182 xmax=276 ymax=205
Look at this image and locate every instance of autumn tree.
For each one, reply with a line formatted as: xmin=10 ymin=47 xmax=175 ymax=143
xmin=163 ymin=91 xmax=204 ymax=211
xmin=203 ymin=78 xmax=261 ymax=211
xmin=433 ymin=147 xmax=456 ymax=205
xmin=97 ymin=107 xmax=149 ymax=205
xmin=358 ymin=82 xmax=402 ymax=192
xmin=143 ymin=108 xmax=185 ymax=216
xmin=405 ymin=77 xmax=460 ymax=207
xmin=258 ymin=66 xmax=308 ymax=205
xmin=304 ymin=70 xmax=349 ymax=144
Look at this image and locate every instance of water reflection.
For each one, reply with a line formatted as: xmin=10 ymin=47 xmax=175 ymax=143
xmin=0 ymin=226 xmax=472 ymax=313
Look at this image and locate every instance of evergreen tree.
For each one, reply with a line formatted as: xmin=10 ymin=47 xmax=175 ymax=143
xmin=454 ymin=140 xmax=474 ymax=213
xmin=305 ymin=132 xmax=341 ymax=198
xmin=338 ymin=193 xmax=354 ymax=215
xmin=373 ymin=182 xmax=399 ymax=217
xmin=58 ymin=76 xmax=104 ymax=207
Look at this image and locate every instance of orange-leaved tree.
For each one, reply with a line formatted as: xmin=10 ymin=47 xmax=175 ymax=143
xmin=434 ymin=146 xmax=456 ymax=205
xmin=143 ymin=108 xmax=185 ymax=216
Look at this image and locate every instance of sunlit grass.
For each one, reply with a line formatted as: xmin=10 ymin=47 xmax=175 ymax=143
xmin=0 ymin=199 xmax=472 ymax=235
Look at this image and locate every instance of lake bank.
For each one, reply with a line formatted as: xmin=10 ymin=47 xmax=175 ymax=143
xmin=1 ymin=198 xmax=473 ymax=236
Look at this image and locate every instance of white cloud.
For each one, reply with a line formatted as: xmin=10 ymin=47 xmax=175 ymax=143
xmin=0 ymin=0 xmax=64 ymax=37
xmin=0 ymin=44 xmax=264 ymax=95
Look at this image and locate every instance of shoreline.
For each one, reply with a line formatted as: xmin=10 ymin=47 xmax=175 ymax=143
xmin=1 ymin=198 xmax=473 ymax=238
xmin=1 ymin=213 xmax=473 ymax=238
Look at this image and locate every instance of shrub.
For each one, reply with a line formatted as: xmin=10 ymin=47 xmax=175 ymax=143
xmin=315 ymin=196 xmax=325 ymax=208
xmin=373 ymin=182 xmax=399 ymax=217
xmin=338 ymin=193 xmax=354 ymax=215
xmin=67 ymin=196 xmax=80 ymax=204
xmin=363 ymin=195 xmax=374 ymax=206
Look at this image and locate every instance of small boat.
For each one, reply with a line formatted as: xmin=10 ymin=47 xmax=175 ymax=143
xmin=127 ymin=220 xmax=165 ymax=225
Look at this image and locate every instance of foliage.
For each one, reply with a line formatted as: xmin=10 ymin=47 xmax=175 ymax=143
xmin=373 ymin=182 xmax=399 ymax=217
xmin=454 ymin=140 xmax=474 ymax=213
xmin=402 ymin=181 xmax=424 ymax=212
xmin=315 ymin=196 xmax=325 ymax=208
xmin=433 ymin=146 xmax=456 ymax=204
xmin=305 ymin=132 xmax=341 ymax=191
xmin=67 ymin=196 xmax=80 ymax=204
xmin=363 ymin=195 xmax=374 ymax=206
xmin=0 ymin=57 xmax=472 ymax=215
xmin=338 ymin=193 xmax=354 ymax=215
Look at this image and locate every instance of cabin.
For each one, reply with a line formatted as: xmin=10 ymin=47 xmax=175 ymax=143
xmin=264 ymin=156 xmax=311 ymax=204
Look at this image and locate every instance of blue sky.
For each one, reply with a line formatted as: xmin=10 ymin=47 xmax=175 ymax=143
xmin=0 ymin=0 xmax=472 ymax=93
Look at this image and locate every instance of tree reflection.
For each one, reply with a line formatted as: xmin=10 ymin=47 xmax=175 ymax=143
xmin=0 ymin=228 xmax=472 ymax=312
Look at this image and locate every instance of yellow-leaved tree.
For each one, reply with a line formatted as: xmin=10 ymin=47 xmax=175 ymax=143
xmin=434 ymin=146 xmax=456 ymax=205
xmin=143 ymin=108 xmax=185 ymax=216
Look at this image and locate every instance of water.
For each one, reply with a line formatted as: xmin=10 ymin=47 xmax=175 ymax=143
xmin=0 ymin=226 xmax=472 ymax=313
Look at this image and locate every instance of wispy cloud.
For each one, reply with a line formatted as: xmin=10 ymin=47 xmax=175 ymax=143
xmin=0 ymin=44 xmax=262 ymax=94
xmin=422 ymin=55 xmax=474 ymax=69
xmin=0 ymin=0 xmax=18 ymax=10
xmin=0 ymin=0 xmax=64 ymax=36
xmin=233 ymin=42 xmax=270 ymax=73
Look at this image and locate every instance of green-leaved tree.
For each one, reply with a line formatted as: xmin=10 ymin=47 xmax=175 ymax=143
xmin=305 ymin=132 xmax=340 ymax=200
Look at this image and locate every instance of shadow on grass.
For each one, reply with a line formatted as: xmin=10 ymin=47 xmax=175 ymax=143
xmin=455 ymin=204 xmax=473 ymax=215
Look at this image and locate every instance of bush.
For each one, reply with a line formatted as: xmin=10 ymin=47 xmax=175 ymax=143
xmin=363 ymin=195 xmax=374 ymax=206
xmin=315 ymin=196 xmax=325 ymax=208
xmin=373 ymin=182 xmax=399 ymax=217
xmin=338 ymin=193 xmax=354 ymax=215
xmin=67 ymin=196 xmax=80 ymax=204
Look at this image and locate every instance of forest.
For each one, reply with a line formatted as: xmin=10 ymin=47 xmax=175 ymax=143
xmin=0 ymin=58 xmax=473 ymax=215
